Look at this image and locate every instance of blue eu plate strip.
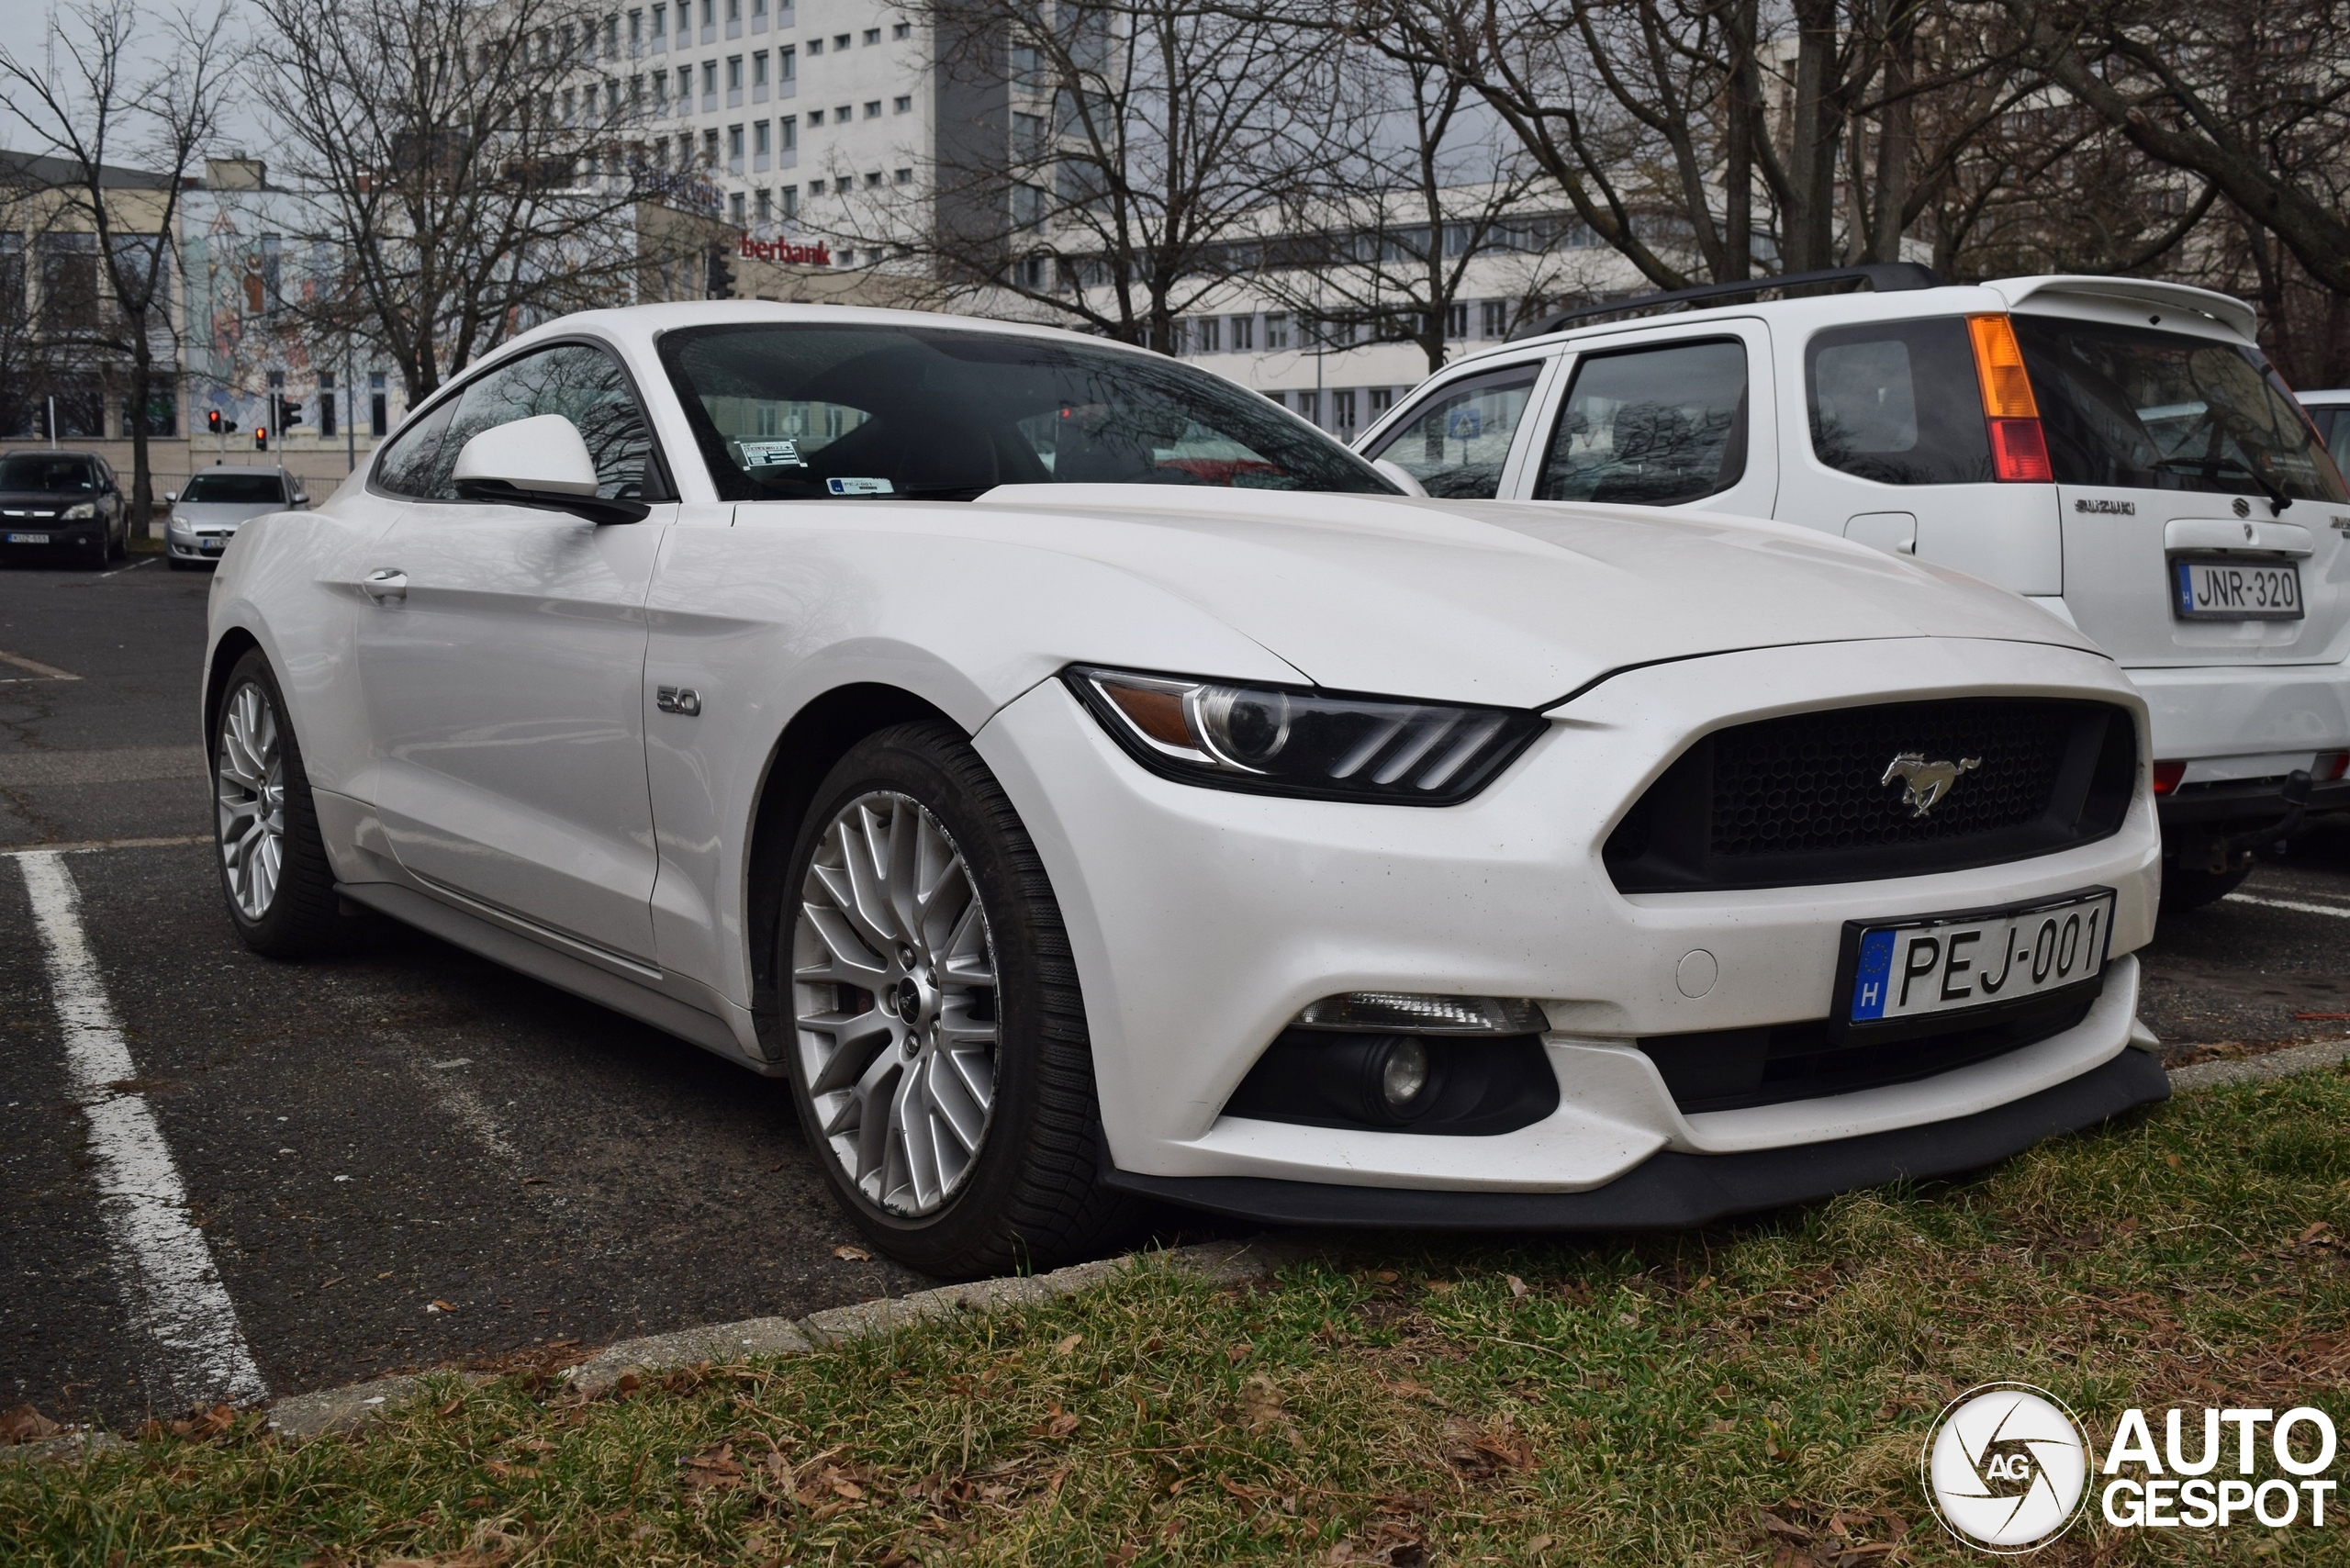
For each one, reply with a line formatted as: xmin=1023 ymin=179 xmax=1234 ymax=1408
xmin=1850 ymin=929 xmax=1897 ymax=1020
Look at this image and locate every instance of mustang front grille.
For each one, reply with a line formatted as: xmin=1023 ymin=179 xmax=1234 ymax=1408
xmin=1604 ymin=698 xmax=2137 ymax=892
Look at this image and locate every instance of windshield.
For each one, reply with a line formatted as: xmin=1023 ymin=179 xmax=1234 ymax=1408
xmin=658 ymin=322 xmax=1395 ymax=501
xmin=2013 ymin=316 xmax=2348 ymax=502
xmin=181 ymin=473 xmax=286 ymax=505
xmin=0 ymin=456 xmax=95 ymax=493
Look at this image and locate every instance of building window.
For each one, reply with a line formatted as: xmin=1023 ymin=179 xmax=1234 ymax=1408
xmin=730 ymin=191 xmax=745 ymax=223
xmin=864 ymin=169 xmax=881 ymax=186
xmin=1334 ymin=389 xmax=1356 ymax=430
xmin=700 ymin=0 xmax=714 ymax=28
xmin=678 ymin=131 xmax=694 ymax=165
xmin=651 ymin=4 xmax=666 ymax=41
xmin=369 ymin=372 xmax=387 ymax=436
xmin=780 ymin=114 xmax=797 ymax=149
xmin=1263 ymin=389 xmax=1285 ymax=409
xmin=726 ymin=0 xmax=739 ymax=18
xmin=318 ymin=370 xmax=337 ymax=438
xmin=1445 ymin=302 xmax=1467 ymax=339
xmin=728 ymin=123 xmax=744 ymax=166
xmin=676 ymin=65 xmax=691 ymax=101
xmin=630 ymin=9 xmax=643 ymax=46
xmin=753 ymin=49 xmax=767 ymax=85
xmin=893 ymin=166 xmax=912 ymax=184
xmin=834 ymin=102 xmax=850 ymax=120
xmin=1368 ymin=387 xmax=1393 ymax=416
xmin=755 ymin=187 xmax=771 ymax=220
xmin=1296 ymin=389 xmax=1319 ymax=425
xmin=863 ymin=99 xmax=880 ymax=118
xmin=1194 ymin=317 xmax=1220 ymax=353
xmin=727 ymin=55 xmax=742 ymax=89
xmin=782 ymin=185 xmax=799 ymax=217
xmin=893 ymin=21 xmax=910 ymax=39
xmin=893 ymin=94 xmax=911 ymax=114
xmin=833 ymin=32 xmax=849 ymax=49
xmin=779 ymin=44 xmax=794 ymax=78
xmin=754 ymin=119 xmax=770 ymax=154
xmin=863 ymin=27 xmax=879 ymax=43
xmin=1230 ymin=315 xmax=1254 ymax=352
xmin=653 ymin=71 xmax=668 ymax=108
xmin=809 ymin=177 xmax=823 ymax=195
xmin=805 ymin=36 xmax=820 ymax=53
xmin=1481 ymin=299 xmax=1506 ymax=338
xmin=1265 ymin=312 xmax=1290 ymax=350
xmin=703 ymin=128 xmax=721 ymax=163
xmin=701 ymin=60 xmax=717 ymax=98
xmin=806 ymin=106 xmax=821 ymax=125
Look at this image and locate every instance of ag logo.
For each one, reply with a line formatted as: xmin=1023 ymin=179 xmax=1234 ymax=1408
xmin=1922 ymin=1383 xmax=2089 ymax=1551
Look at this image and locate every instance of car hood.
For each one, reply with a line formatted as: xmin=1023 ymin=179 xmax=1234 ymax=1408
xmin=172 ymin=502 xmax=279 ymax=527
xmin=965 ymin=486 xmax=2103 ymax=708
xmin=0 ymin=491 xmax=92 ymax=512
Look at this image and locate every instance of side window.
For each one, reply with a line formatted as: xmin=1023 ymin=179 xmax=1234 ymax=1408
xmin=1536 ymin=339 xmax=1747 ymax=505
xmin=374 ymin=397 xmax=457 ymax=498
xmin=1361 ymin=363 xmax=1541 ymax=498
xmin=435 ymin=343 xmax=658 ymax=501
xmin=2318 ymin=407 xmax=2350 ymax=480
xmin=1807 ymin=319 xmax=1991 ymax=485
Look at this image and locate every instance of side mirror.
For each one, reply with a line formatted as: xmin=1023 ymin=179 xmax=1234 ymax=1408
xmin=1371 ymin=458 xmax=1428 ymax=497
xmin=451 ymin=413 xmax=647 ymax=524
xmin=162 ymin=490 xmax=178 ymax=505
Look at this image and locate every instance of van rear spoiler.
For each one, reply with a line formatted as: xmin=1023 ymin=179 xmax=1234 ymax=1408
xmin=1986 ymin=275 xmax=2257 ymax=341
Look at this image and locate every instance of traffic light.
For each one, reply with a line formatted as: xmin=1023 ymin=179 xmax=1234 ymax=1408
xmin=254 ymin=427 xmax=268 ymax=451
xmin=207 ymin=409 xmax=219 ymax=434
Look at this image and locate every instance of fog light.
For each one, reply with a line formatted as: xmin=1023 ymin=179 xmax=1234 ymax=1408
xmin=1377 ymin=1036 xmax=1431 ymax=1113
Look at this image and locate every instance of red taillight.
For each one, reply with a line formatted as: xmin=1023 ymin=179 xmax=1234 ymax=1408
xmin=2152 ymin=761 xmax=2187 ymax=795
xmin=2317 ymin=751 xmax=2350 ymax=783
xmin=1987 ymin=418 xmax=2053 ymax=482
xmin=1968 ymin=314 xmax=2051 ymax=483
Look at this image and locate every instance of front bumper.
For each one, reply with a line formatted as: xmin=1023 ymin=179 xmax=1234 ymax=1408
xmin=165 ymin=521 xmax=234 ymax=561
xmin=974 ymin=635 xmax=2164 ymax=1197
xmin=1105 ymin=1046 xmax=2168 ymax=1226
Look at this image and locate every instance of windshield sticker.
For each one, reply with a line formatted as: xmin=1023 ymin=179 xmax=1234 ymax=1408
xmin=738 ymin=440 xmax=805 ymax=469
xmin=826 ymin=477 xmax=894 ymax=496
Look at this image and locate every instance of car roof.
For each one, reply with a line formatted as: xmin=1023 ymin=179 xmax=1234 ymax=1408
xmin=1 ymin=449 xmax=104 ymax=461
xmin=1450 ymin=272 xmax=2258 ymax=370
xmin=188 ymin=464 xmax=293 ymax=477
xmin=2298 ymin=389 xmax=2350 ymax=406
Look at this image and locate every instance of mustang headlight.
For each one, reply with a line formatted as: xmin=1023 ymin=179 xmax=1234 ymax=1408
xmin=1066 ymin=666 xmax=1545 ymax=803
xmin=61 ymin=502 xmax=97 ymax=521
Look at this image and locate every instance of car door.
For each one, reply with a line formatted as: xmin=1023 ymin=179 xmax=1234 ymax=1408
xmin=1356 ymin=357 xmax=1557 ymax=498
xmin=1518 ymin=319 xmax=1778 ymax=517
xmin=355 ymin=340 xmax=677 ymax=964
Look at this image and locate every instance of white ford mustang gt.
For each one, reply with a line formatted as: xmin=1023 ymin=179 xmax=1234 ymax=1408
xmin=203 ymin=303 xmax=2167 ymax=1276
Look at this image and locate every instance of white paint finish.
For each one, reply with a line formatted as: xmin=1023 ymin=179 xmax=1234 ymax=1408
xmin=1843 ymin=511 xmax=1918 ymax=554
xmin=2127 ymin=661 xmax=2350 ymax=762
xmin=356 ymin=500 xmax=671 ymax=960
xmin=2226 ymin=892 xmax=2350 ymax=919
xmin=17 ymin=852 xmax=268 ymax=1408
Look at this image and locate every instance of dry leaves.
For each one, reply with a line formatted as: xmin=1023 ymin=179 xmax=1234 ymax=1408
xmin=0 ymin=1404 xmax=61 ymax=1444
xmin=1028 ymin=1403 xmax=1081 ymax=1440
xmin=833 ymin=1245 xmax=874 ymax=1261
xmin=1439 ymin=1416 xmax=1534 ymax=1481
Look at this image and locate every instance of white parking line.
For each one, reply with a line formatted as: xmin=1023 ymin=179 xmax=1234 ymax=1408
xmin=2225 ymin=892 xmax=2350 ymax=920
xmin=95 ymin=556 xmax=156 ymax=579
xmin=17 ymin=850 xmax=268 ymax=1409
xmin=0 ymin=648 xmax=80 ymax=680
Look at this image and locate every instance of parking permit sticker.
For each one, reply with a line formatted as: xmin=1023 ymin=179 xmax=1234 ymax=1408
xmin=738 ymin=440 xmax=804 ymax=468
xmin=826 ymin=477 xmax=894 ymax=496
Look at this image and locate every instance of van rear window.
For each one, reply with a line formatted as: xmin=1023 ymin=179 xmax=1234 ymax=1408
xmin=2012 ymin=316 xmax=2347 ymax=503
xmin=1806 ymin=318 xmax=1992 ymax=486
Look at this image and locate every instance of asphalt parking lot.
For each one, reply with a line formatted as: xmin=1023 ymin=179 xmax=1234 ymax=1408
xmin=5 ymin=552 xmax=2348 ymax=1431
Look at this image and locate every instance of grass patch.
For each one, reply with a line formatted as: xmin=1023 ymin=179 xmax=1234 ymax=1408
xmin=8 ymin=1069 xmax=2350 ymax=1564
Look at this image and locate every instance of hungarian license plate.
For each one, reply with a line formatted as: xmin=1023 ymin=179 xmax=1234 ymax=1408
xmin=2173 ymin=556 xmax=2302 ymax=621
xmin=199 ymin=539 xmax=225 ymax=554
xmin=1844 ymin=889 xmax=2115 ymax=1025
xmin=5 ymin=532 xmax=50 ymax=544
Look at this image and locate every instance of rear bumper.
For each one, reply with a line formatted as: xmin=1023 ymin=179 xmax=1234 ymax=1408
xmin=2159 ymin=776 xmax=2350 ymax=830
xmin=1102 ymin=1046 xmax=2169 ymax=1229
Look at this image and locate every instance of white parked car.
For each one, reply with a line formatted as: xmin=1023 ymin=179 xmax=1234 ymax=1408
xmin=1360 ymin=267 xmax=2350 ymax=910
xmin=204 ymin=303 xmax=2165 ymax=1276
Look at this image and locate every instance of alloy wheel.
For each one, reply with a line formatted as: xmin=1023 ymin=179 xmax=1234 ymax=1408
xmin=215 ymin=681 xmax=286 ymax=920
xmin=792 ymin=791 xmax=1001 ymax=1216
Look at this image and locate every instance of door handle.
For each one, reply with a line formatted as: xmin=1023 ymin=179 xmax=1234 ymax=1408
xmin=362 ymin=568 xmax=408 ymax=601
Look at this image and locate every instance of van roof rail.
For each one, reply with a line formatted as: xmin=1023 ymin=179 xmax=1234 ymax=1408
xmin=1510 ymin=263 xmax=1942 ymax=341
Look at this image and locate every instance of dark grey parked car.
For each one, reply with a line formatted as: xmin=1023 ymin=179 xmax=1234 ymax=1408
xmin=0 ymin=450 xmax=130 ymax=568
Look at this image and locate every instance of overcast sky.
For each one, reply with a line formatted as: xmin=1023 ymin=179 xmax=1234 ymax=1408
xmin=0 ymin=3 xmax=268 ymax=163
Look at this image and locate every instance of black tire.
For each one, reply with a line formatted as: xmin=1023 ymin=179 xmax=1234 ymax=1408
xmin=211 ymin=648 xmax=345 ymax=957
xmin=2161 ymin=857 xmax=2253 ymax=913
xmin=167 ymin=555 xmax=196 ymax=571
xmin=774 ymin=721 xmax=1139 ymax=1278
xmin=107 ymin=521 xmax=127 ymax=561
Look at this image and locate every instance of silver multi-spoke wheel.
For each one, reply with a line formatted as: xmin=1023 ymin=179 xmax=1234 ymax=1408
xmin=792 ymin=791 xmax=1001 ymax=1216
xmin=215 ymin=682 xmax=286 ymax=921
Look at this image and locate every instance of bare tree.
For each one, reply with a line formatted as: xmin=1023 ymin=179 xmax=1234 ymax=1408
xmin=0 ymin=0 xmax=237 ymax=524
xmin=865 ymin=0 xmax=1340 ymax=352
xmin=250 ymin=0 xmax=696 ymax=402
xmin=1248 ymin=48 xmax=1573 ymax=374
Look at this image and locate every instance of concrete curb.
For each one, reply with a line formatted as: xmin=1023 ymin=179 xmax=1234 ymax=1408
xmin=2168 ymin=1038 xmax=2350 ymax=1094
xmin=16 ymin=1042 xmax=2350 ymax=1462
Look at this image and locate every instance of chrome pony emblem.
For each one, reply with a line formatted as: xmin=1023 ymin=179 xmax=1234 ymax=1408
xmin=1882 ymin=752 xmax=1980 ymax=817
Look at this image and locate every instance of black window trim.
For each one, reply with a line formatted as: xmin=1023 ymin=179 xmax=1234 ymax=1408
xmin=1361 ymin=356 xmax=1550 ymax=480
xmin=364 ymin=333 xmax=678 ymax=506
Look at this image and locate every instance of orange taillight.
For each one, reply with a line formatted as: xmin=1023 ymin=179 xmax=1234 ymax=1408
xmin=1967 ymin=314 xmax=2052 ymax=482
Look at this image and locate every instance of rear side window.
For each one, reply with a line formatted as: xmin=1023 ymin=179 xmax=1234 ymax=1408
xmin=2320 ymin=407 xmax=2350 ymax=477
xmin=1361 ymin=362 xmax=1542 ymax=498
xmin=1535 ymin=339 xmax=1746 ymax=505
xmin=2013 ymin=316 xmax=2348 ymax=502
xmin=1807 ymin=319 xmax=1993 ymax=485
